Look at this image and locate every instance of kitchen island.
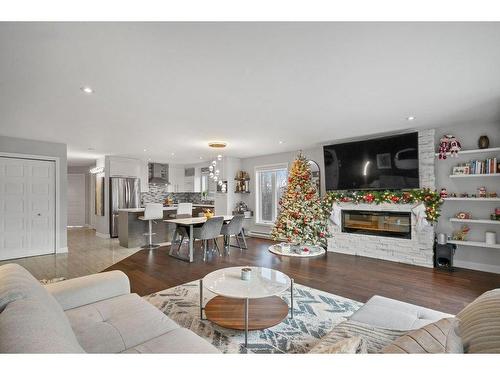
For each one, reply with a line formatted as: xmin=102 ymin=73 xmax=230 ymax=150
xmin=117 ymin=204 xmax=215 ymax=248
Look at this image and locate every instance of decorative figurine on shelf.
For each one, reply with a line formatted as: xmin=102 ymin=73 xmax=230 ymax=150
xmin=438 ymin=135 xmax=451 ymax=160
xmin=440 ymin=188 xmax=448 ymax=199
xmin=450 ymin=192 xmax=457 ymax=197
xmin=492 ymin=208 xmax=500 ymax=221
xmin=478 ymin=135 xmax=490 ymax=149
xmin=489 ymin=192 xmax=498 ymax=198
xmin=478 ymin=186 xmax=487 ymax=198
xmin=448 ymin=135 xmax=462 ymax=157
xmin=452 ymin=225 xmax=470 ymax=241
xmin=460 ymin=193 xmax=469 ymax=198
xmin=438 ymin=134 xmax=462 ymax=159
xmin=456 ymin=212 xmax=472 ymax=220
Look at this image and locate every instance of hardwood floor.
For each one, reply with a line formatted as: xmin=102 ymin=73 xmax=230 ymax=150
xmin=104 ymin=237 xmax=500 ymax=314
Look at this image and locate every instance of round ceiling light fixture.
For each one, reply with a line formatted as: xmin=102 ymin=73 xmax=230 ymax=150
xmin=406 ymin=116 xmax=416 ymax=121
xmin=208 ymin=141 xmax=227 ymax=149
xmin=80 ymin=86 xmax=94 ymax=94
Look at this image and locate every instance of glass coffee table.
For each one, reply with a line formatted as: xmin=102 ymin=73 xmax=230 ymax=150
xmin=200 ymin=266 xmax=294 ymax=347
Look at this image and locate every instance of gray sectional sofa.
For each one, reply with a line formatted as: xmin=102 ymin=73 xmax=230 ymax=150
xmin=0 ymin=263 xmax=219 ymax=353
xmin=2 ymin=262 xmax=499 ymax=353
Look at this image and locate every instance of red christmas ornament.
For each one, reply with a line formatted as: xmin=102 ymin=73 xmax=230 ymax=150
xmin=390 ymin=195 xmax=400 ymax=203
xmin=364 ymin=193 xmax=375 ymax=203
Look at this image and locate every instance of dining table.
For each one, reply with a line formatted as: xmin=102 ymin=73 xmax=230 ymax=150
xmin=164 ymin=215 xmax=233 ymax=262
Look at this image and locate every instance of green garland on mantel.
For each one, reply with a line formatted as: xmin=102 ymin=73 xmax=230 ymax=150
xmin=323 ymin=188 xmax=443 ymax=222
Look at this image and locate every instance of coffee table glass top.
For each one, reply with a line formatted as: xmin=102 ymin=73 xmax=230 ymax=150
xmin=202 ymin=266 xmax=291 ymax=299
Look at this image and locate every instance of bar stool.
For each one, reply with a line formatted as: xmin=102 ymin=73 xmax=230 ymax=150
xmin=173 ymin=202 xmax=193 ymax=252
xmin=176 ymin=202 xmax=193 ymax=218
xmin=138 ymin=203 xmax=164 ymax=249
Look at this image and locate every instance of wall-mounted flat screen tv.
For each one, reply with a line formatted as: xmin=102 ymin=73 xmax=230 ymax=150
xmin=323 ymin=132 xmax=419 ymax=191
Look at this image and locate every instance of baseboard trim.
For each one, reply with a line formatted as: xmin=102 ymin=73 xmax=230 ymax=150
xmin=57 ymin=247 xmax=68 ymax=254
xmin=95 ymin=231 xmax=110 ymax=239
xmin=247 ymin=231 xmax=272 ymax=239
xmin=454 ymin=260 xmax=500 ymax=274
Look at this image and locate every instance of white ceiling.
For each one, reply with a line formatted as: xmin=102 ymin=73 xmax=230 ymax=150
xmin=1 ymin=22 xmax=500 ymax=166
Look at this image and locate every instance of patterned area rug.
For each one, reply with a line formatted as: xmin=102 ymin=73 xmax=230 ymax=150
xmin=39 ymin=277 xmax=66 ymax=285
xmin=144 ymin=281 xmax=363 ymax=353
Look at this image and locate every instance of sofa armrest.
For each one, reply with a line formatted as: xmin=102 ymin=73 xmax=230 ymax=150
xmin=44 ymin=270 xmax=131 ymax=310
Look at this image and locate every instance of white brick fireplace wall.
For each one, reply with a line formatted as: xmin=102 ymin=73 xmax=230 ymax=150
xmin=327 ymin=203 xmax=435 ymax=267
xmin=326 ymin=129 xmax=436 ymax=267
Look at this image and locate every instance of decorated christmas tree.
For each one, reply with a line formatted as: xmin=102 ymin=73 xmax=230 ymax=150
xmin=271 ymin=152 xmax=330 ymax=247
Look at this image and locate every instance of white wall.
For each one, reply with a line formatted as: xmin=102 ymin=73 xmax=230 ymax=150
xmin=0 ymin=135 xmax=68 ymax=251
xmin=434 ymin=122 xmax=500 ymax=273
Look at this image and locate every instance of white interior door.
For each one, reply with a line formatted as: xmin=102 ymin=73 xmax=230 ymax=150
xmin=0 ymin=157 xmax=56 ymax=260
xmin=67 ymin=174 xmax=86 ymax=227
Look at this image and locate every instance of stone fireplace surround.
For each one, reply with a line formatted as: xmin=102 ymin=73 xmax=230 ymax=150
xmin=326 ymin=129 xmax=436 ymax=268
xmin=327 ymin=203 xmax=434 ymax=267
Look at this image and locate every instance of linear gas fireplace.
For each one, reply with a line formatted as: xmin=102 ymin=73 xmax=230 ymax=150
xmin=341 ymin=210 xmax=411 ymax=239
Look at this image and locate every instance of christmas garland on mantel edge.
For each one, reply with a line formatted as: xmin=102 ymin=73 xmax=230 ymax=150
xmin=323 ymin=188 xmax=443 ymax=222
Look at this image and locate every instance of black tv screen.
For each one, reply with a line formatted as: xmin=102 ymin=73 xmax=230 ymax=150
xmin=323 ymin=132 xmax=419 ymax=191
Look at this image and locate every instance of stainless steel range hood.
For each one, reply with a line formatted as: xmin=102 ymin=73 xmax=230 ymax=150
xmin=148 ymin=163 xmax=170 ymax=185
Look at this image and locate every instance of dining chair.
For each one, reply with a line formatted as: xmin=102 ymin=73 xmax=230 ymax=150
xmin=192 ymin=216 xmax=224 ymax=261
xmin=220 ymin=214 xmax=246 ymax=253
xmin=138 ymin=203 xmax=164 ymax=249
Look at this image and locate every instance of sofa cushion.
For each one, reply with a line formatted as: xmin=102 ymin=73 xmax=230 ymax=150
xmin=121 ymin=328 xmax=220 ymax=353
xmin=349 ymin=295 xmax=452 ymax=330
xmin=381 ymin=317 xmax=462 ymax=353
xmin=45 ymin=270 xmax=130 ymax=311
xmin=65 ymin=293 xmax=179 ymax=353
xmin=0 ymin=263 xmax=84 ymax=353
xmin=457 ymin=288 xmax=500 ymax=353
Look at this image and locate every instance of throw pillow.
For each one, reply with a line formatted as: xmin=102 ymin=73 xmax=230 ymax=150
xmin=456 ymin=288 xmax=500 ymax=353
xmin=309 ymin=336 xmax=367 ymax=354
xmin=381 ymin=317 xmax=462 ymax=353
xmin=311 ymin=320 xmax=407 ymax=354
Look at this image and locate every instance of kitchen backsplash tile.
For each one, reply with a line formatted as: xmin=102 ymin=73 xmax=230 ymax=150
xmin=141 ymin=184 xmax=214 ymax=205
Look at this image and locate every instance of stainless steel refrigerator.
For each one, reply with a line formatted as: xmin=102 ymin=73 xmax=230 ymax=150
xmin=109 ymin=177 xmax=141 ymax=238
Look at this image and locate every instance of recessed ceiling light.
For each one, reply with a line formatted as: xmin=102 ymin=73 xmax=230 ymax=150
xmin=148 ymin=158 xmax=152 ymax=161
xmin=278 ymin=140 xmax=284 ymax=144
xmin=199 ymin=156 xmax=203 ymax=160
xmin=80 ymin=86 xmax=93 ymax=94
xmin=407 ymin=116 xmax=416 ymax=121
xmin=143 ymin=149 xmax=147 ymax=152
xmin=171 ymin=152 xmax=175 ymax=156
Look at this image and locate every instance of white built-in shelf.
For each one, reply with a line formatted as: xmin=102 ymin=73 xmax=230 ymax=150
xmin=447 ymin=240 xmax=500 ymax=249
xmin=434 ymin=147 xmax=500 ymax=157
xmin=449 ymin=173 xmax=499 ymax=178
xmin=450 ymin=218 xmax=500 ymax=225
xmin=443 ymin=197 xmax=500 ymax=202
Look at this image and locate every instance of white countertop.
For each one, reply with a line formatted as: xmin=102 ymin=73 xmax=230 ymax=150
xmin=118 ymin=203 xmax=214 ymax=213
xmin=118 ymin=207 xmax=178 ymax=213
